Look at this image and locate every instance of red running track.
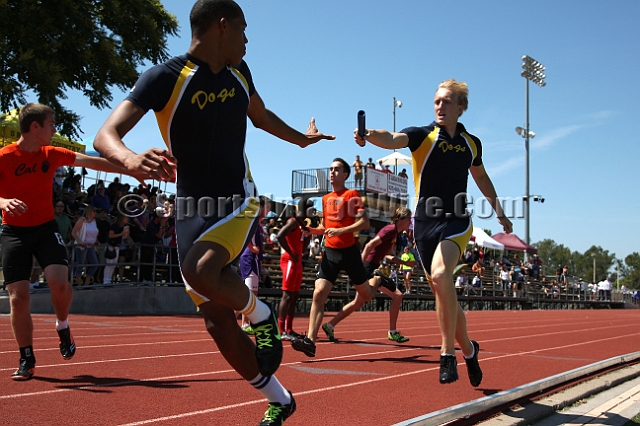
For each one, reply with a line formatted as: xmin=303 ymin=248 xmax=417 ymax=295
xmin=1 ymin=310 xmax=639 ymax=425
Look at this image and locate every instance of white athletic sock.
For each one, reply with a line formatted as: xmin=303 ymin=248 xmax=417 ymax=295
xmin=249 ymin=374 xmax=291 ymax=405
xmin=56 ymin=319 xmax=69 ymax=331
xmin=389 ymin=329 xmax=397 ymax=334
xmin=326 ymin=322 xmax=334 ymax=330
xmin=239 ymin=292 xmax=270 ymax=324
xmin=464 ymin=343 xmax=476 ymax=360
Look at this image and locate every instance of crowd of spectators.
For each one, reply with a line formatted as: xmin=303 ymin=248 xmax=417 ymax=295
xmin=21 ymin=167 xmax=179 ymax=287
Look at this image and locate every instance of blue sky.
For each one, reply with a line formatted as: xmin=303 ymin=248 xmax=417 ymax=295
xmin=62 ymin=0 xmax=639 ymax=261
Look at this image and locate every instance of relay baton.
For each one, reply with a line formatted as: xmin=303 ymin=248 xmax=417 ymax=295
xmin=357 ymin=110 xmax=366 ymax=137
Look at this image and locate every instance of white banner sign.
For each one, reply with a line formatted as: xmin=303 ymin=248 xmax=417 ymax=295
xmin=387 ymin=174 xmax=408 ymax=196
xmin=365 ymin=168 xmax=387 ymax=193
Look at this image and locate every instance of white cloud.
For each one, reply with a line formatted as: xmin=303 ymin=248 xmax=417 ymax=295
xmin=532 ymin=124 xmax=586 ymax=149
xmin=486 ymin=156 xmax=522 ymax=177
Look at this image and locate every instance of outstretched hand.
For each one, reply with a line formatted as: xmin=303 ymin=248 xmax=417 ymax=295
xmin=124 ymin=148 xmax=177 ymax=183
xmin=499 ymin=216 xmax=513 ymax=234
xmin=0 ymin=198 xmax=27 ymax=217
xmin=301 ymin=117 xmax=335 ymax=148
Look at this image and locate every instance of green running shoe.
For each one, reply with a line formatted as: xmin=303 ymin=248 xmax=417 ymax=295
xmin=259 ymin=391 xmax=296 ymax=425
xmin=388 ymin=331 xmax=410 ymax=343
xmin=321 ymin=323 xmax=338 ymax=342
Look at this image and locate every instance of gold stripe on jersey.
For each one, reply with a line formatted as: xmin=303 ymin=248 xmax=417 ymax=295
xmin=411 ymin=126 xmax=440 ymax=200
xmin=229 ymin=66 xmax=250 ymax=98
xmin=460 ymin=132 xmax=478 ymax=163
xmin=155 ymin=60 xmax=198 ymax=148
xmin=448 ymin=221 xmax=473 ymax=257
xmin=195 ymin=196 xmax=260 ymax=262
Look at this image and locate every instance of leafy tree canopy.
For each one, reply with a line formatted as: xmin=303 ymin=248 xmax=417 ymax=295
xmin=0 ymin=0 xmax=179 ymax=138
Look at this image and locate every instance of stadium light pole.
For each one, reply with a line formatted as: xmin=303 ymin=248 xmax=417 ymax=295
xmin=392 ymin=97 xmax=403 ymax=173
xmin=393 ymin=97 xmax=402 ymax=133
xmin=592 ymin=253 xmax=596 ymax=284
xmin=517 ymin=55 xmax=546 ymax=248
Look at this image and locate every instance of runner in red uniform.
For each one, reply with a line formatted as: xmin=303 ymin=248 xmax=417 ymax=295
xmin=277 ymin=201 xmax=313 ymax=340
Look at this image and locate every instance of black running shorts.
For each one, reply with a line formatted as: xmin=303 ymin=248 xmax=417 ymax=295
xmin=318 ymin=245 xmax=369 ymax=285
xmin=1 ymin=220 xmax=68 ymax=285
xmin=414 ymin=216 xmax=472 ymax=279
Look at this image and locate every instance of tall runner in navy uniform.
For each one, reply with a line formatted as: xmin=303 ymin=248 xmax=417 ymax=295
xmin=354 ymin=79 xmax=513 ymax=387
xmin=94 ymin=1 xmax=334 ymax=424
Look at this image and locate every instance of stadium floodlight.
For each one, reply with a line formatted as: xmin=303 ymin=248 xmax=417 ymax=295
xmin=519 ymin=55 xmax=546 ymax=249
xmin=393 ymin=97 xmax=402 ymax=132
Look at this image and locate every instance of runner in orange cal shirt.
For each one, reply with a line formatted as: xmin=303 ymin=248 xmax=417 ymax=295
xmin=291 ymin=158 xmax=394 ymax=357
xmin=0 ymin=103 xmax=142 ymax=380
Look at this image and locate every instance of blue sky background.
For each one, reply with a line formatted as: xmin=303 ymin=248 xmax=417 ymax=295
xmin=62 ymin=0 xmax=639 ymax=261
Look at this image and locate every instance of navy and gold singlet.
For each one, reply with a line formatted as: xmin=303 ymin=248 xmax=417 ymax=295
xmin=402 ymin=121 xmax=482 ymax=276
xmin=126 ymin=54 xmax=260 ymax=305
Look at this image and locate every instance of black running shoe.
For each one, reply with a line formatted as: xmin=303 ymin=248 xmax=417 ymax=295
xmin=252 ymin=307 xmax=283 ymax=377
xmin=291 ymin=336 xmax=316 ymax=357
xmin=439 ymin=355 xmax=458 ymax=384
xmin=11 ymin=358 xmax=35 ymax=381
xmin=373 ymin=269 xmax=397 ymax=292
xmin=287 ymin=330 xmax=303 ymax=340
xmin=57 ymin=327 xmax=76 ymax=359
xmin=465 ymin=340 xmax=483 ymax=387
xmin=259 ymin=391 xmax=296 ymax=426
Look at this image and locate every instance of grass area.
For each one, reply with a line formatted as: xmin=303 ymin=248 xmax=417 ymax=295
xmin=625 ymin=413 xmax=640 ymax=425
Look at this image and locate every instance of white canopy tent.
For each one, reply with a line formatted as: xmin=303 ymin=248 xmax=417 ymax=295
xmin=377 ymin=151 xmax=412 ymax=174
xmin=470 ymin=227 xmax=504 ymax=250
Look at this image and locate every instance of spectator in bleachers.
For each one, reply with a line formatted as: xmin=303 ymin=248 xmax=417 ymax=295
xmin=352 ymin=155 xmax=364 ymax=189
xmin=309 ymin=238 xmax=322 ymax=266
xmin=71 ymin=205 xmax=100 ymax=286
xmin=463 ymin=249 xmax=474 ymax=266
xmin=600 ymin=277 xmax=613 ymax=301
xmin=398 ymin=168 xmax=408 ymax=179
xmin=90 ymin=181 xmax=109 ymax=210
xmin=555 ymin=264 xmax=563 ymax=284
xmin=400 ymin=245 xmax=415 ymax=294
xmin=455 ymin=270 xmax=474 ymax=296
xmin=472 ymin=258 xmax=485 ymax=281
xmin=103 ymin=214 xmax=129 ymax=284
xmin=164 ymin=217 xmax=181 ymax=283
xmin=531 ymin=254 xmax=541 ymax=280
xmin=365 ymin=157 xmax=376 ymax=169
xmin=139 ymin=212 xmax=166 ymax=283
xmin=107 ymin=176 xmax=123 ymax=200
xmin=499 ymin=265 xmax=510 ymax=296
xmin=94 ymin=208 xmax=111 ymax=283
xmin=54 ymin=201 xmax=72 ymax=245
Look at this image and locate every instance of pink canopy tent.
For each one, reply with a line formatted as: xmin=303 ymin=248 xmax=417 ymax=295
xmin=491 ymin=233 xmax=538 ymax=254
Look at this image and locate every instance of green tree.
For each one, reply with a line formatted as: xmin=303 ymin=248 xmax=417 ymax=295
xmin=533 ymin=239 xmax=572 ymax=276
xmin=622 ymin=252 xmax=640 ymax=288
xmin=581 ymin=246 xmax=616 ymax=284
xmin=0 ymin=0 xmax=179 ymax=138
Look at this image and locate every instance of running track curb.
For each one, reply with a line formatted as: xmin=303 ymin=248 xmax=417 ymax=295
xmin=393 ymin=351 xmax=640 ymax=425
